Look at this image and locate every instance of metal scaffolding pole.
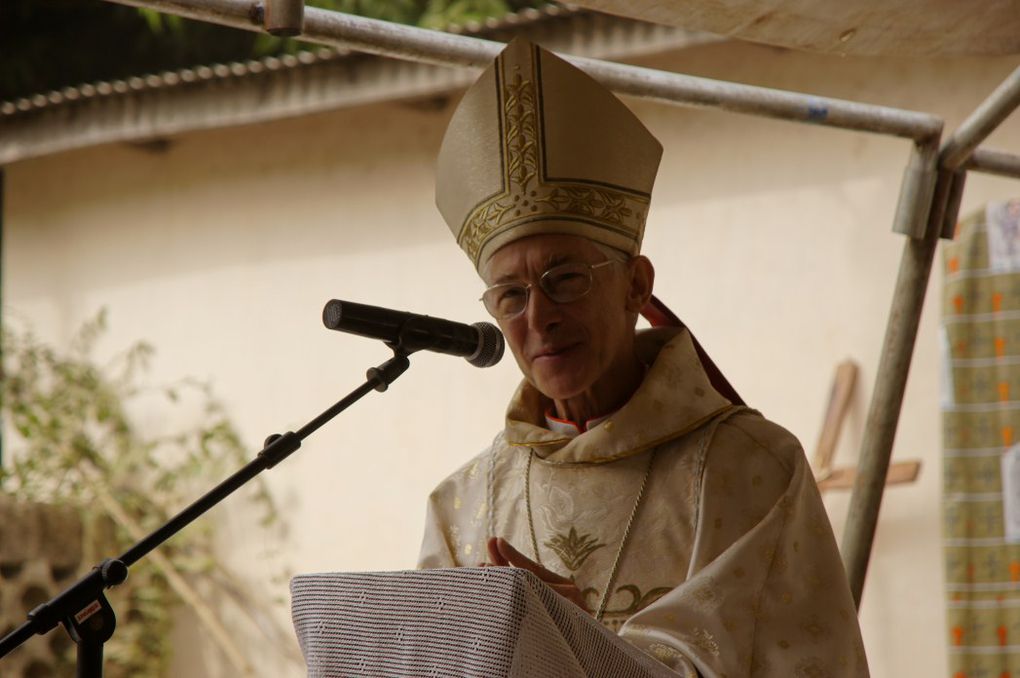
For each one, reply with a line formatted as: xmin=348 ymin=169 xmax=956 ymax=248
xmin=967 ymin=147 xmax=1020 ymax=179
xmin=101 ymin=0 xmax=1020 ymax=614
xmin=841 ymin=159 xmax=948 ymax=607
xmin=102 ymin=0 xmax=941 ymax=140
xmin=942 ymin=66 xmax=1020 ymax=170
xmin=842 ymin=64 xmax=1020 ymax=607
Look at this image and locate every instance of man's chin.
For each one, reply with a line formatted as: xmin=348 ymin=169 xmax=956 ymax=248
xmin=531 ymin=375 xmax=589 ymax=404
xmin=526 ymin=352 xmax=593 ymax=397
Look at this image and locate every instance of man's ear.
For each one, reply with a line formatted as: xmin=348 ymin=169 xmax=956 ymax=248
xmin=625 ymin=256 xmax=655 ymax=313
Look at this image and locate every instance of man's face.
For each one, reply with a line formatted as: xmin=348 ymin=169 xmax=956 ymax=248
xmin=482 ymin=234 xmax=638 ymax=404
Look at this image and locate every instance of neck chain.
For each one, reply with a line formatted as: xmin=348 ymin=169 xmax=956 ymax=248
xmin=524 ymin=449 xmax=656 ymax=622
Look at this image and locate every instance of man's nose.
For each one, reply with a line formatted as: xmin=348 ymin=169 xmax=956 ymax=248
xmin=525 ymin=285 xmax=562 ymax=331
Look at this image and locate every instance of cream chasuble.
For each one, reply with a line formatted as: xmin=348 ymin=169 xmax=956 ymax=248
xmin=418 ymin=328 xmax=868 ymax=676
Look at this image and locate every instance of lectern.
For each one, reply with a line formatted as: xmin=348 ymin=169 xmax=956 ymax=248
xmin=291 ymin=567 xmax=674 ymax=678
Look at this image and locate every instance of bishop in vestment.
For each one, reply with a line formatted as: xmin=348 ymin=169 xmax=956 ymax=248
xmin=418 ymin=38 xmax=868 ymax=677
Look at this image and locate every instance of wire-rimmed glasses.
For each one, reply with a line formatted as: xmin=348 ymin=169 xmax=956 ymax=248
xmin=481 ymin=260 xmax=618 ymax=319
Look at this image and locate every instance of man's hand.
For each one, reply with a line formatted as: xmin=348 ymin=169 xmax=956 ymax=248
xmin=484 ymin=537 xmax=591 ymax=613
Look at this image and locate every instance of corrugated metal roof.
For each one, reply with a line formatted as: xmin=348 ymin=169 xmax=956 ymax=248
xmin=0 ymin=4 xmax=581 ymax=117
xmin=0 ymin=6 xmax=718 ymax=164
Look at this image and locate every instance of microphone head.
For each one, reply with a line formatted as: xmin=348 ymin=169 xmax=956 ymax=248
xmin=467 ymin=322 xmax=505 ymax=368
xmin=322 ymin=299 xmax=343 ymax=329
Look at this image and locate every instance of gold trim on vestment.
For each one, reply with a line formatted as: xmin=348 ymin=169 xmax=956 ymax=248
xmin=507 ymin=405 xmax=735 ymax=466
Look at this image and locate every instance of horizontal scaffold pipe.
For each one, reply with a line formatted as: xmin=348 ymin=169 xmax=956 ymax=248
xmin=102 ymin=0 xmax=943 ymax=141
xmin=967 ymin=147 xmax=1020 ymax=179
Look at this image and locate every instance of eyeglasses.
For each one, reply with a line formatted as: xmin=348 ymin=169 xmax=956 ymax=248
xmin=481 ymin=260 xmax=618 ymax=319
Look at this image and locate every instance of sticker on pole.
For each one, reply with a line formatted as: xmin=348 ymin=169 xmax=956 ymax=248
xmin=1003 ymin=444 xmax=1020 ymax=543
xmin=74 ymin=600 xmax=103 ymax=625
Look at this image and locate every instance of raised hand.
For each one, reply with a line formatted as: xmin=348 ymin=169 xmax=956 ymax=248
xmin=485 ymin=537 xmax=591 ymax=613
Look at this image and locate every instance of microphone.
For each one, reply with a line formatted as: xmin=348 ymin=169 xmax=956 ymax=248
xmin=322 ymin=299 xmax=505 ymax=368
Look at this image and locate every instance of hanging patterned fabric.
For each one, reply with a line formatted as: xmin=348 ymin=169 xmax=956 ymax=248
xmin=943 ymin=199 xmax=1020 ymax=676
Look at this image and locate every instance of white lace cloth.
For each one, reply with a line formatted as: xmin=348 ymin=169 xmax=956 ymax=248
xmin=290 ymin=567 xmax=677 ymax=677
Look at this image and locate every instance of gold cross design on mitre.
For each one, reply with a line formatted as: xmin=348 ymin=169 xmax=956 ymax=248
xmin=456 ymin=50 xmax=651 ymax=267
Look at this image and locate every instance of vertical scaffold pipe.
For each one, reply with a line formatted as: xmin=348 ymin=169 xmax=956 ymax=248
xmin=841 ymin=141 xmax=944 ymax=608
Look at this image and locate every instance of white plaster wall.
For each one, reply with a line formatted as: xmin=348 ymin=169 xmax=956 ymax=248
xmin=4 ymin=40 xmax=1020 ymax=676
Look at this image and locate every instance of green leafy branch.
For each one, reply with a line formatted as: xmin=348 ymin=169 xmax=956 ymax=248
xmin=0 ymin=309 xmax=291 ymax=676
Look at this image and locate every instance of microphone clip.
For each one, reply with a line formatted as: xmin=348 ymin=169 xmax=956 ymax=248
xmin=367 ymin=349 xmax=411 ymax=392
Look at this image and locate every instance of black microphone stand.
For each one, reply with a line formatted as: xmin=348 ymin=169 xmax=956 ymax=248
xmin=0 ymin=348 xmax=412 ymax=677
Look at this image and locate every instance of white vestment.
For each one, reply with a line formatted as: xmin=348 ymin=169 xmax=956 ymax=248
xmin=418 ymin=328 xmax=868 ymax=676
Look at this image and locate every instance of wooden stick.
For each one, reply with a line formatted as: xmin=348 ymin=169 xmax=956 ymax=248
xmin=813 ymin=360 xmax=859 ymax=473
xmin=817 ymin=460 xmax=921 ymax=493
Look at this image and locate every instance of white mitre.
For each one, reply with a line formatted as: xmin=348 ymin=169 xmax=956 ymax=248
xmin=436 ymin=37 xmax=664 ymax=269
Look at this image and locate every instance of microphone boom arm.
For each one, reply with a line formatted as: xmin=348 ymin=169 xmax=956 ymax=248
xmin=0 ymin=349 xmax=412 ymax=675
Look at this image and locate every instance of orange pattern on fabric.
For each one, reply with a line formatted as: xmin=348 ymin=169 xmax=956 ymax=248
xmin=942 ymin=205 xmax=1020 ymax=678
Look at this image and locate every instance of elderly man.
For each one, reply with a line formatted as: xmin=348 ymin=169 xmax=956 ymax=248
xmin=418 ymin=38 xmax=868 ymax=676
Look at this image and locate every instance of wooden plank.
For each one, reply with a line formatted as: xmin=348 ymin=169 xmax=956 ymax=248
xmin=817 ymin=460 xmax=921 ymax=493
xmin=813 ymin=360 xmax=859 ymax=473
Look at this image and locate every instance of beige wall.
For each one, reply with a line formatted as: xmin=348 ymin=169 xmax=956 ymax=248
xmin=5 ymin=39 xmax=1020 ymax=676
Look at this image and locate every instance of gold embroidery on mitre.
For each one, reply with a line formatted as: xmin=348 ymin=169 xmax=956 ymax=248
xmin=457 ymin=47 xmax=650 ymax=266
